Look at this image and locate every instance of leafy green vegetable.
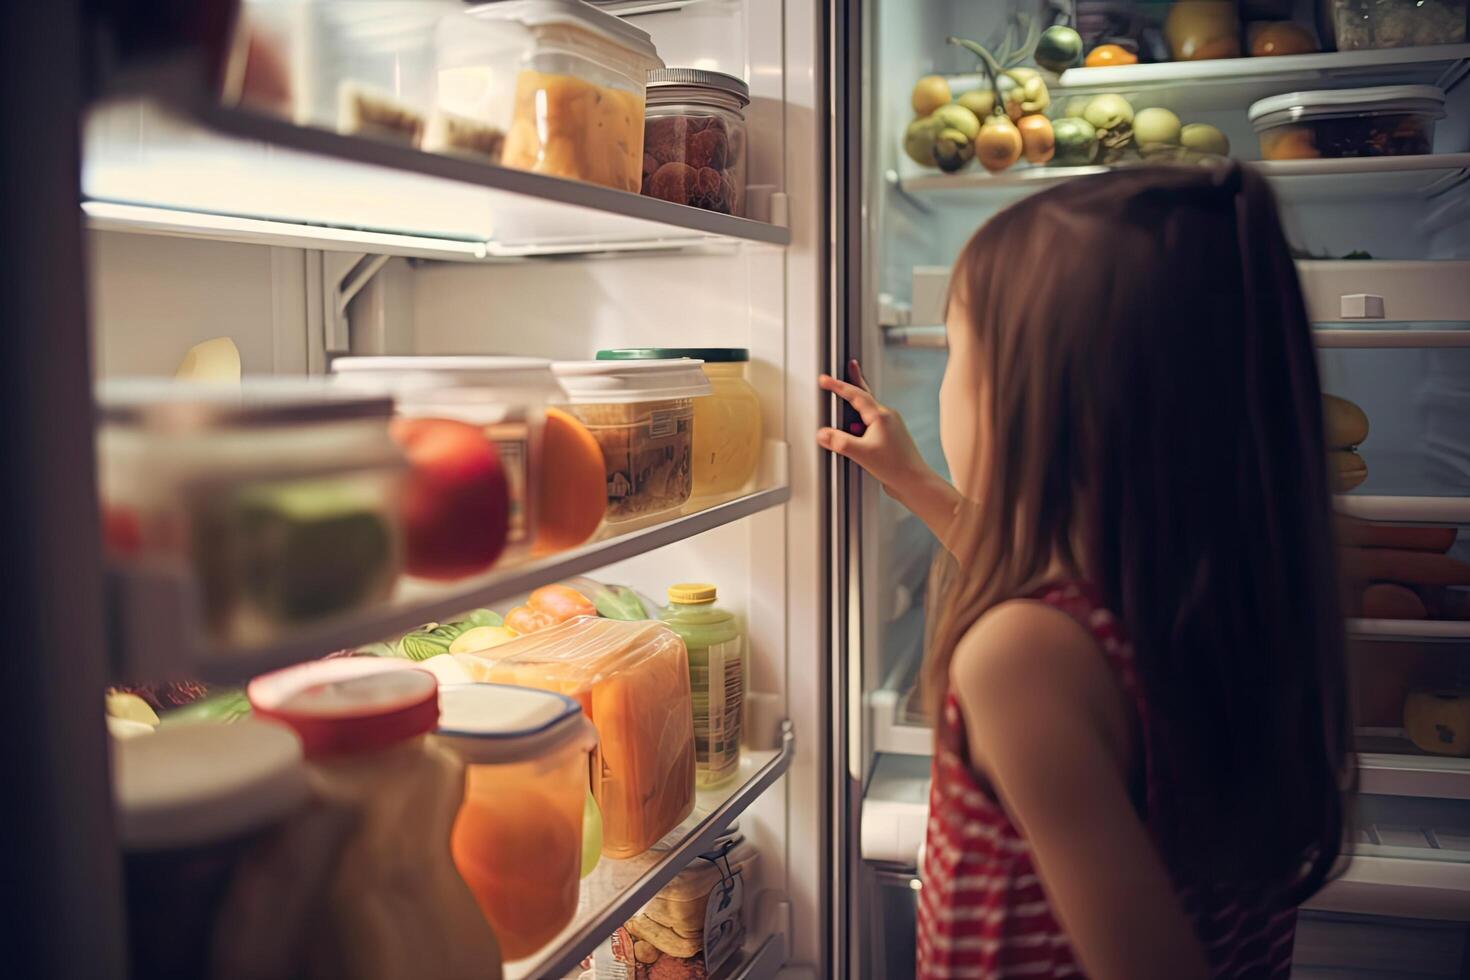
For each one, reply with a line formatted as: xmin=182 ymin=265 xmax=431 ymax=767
xmin=396 ymin=609 xmax=504 ymax=660
xmin=160 ymin=689 xmax=252 ymax=726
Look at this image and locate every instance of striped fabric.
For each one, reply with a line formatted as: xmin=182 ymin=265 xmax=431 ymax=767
xmin=916 ymin=582 xmax=1296 ymax=979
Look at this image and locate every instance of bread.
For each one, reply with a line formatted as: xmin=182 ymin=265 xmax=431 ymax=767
xmin=1323 ymin=394 xmax=1369 ymax=449
xmin=1330 ymin=449 xmax=1367 ymax=492
xmin=1360 ymin=583 xmax=1427 ymax=620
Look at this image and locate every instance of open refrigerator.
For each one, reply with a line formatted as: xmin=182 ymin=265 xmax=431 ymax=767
xmin=849 ymin=3 xmax=1470 ymax=978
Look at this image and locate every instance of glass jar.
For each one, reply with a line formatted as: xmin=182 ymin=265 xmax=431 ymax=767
xmin=1320 ymin=0 xmax=1467 ymax=50
xmin=247 ymin=658 xmax=504 ymax=980
xmin=433 ymin=683 xmax=597 ymax=961
xmin=597 ymin=348 xmax=762 ymax=497
xmin=97 ymin=379 xmax=405 ymax=645
xmin=551 ymin=359 xmax=712 ymax=523
xmin=642 ymin=69 xmax=750 ymax=216
xmin=659 ymin=584 xmax=744 ymax=788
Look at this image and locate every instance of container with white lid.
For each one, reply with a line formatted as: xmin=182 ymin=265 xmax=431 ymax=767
xmin=97 ymin=379 xmax=405 ymax=646
xmin=552 ymin=360 xmax=712 ymax=522
xmin=434 ymin=683 xmax=598 ymax=961
xmin=114 ymin=719 xmax=310 ymax=977
xmin=470 ymin=0 xmax=665 ymax=191
xmin=333 ymin=355 xmax=558 ymax=560
xmin=1248 ymin=85 xmax=1446 ymax=161
xmin=248 ymin=658 xmax=504 ymax=980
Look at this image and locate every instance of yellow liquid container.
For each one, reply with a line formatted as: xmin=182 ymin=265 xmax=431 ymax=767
xmin=660 ymin=583 xmax=744 ymax=788
xmin=596 ymin=349 xmax=763 ymax=497
xmin=433 ymin=684 xmax=597 ymax=962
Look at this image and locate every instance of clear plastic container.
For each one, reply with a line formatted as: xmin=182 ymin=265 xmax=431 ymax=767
xmin=660 ymin=584 xmax=743 ymax=788
xmin=331 ymin=356 xmax=558 ymax=561
xmin=1249 ymin=85 xmax=1446 ymax=160
xmin=239 ymin=1 xmax=461 ymax=145
xmin=596 ymin=348 xmax=762 ymax=497
xmin=247 ymin=659 xmax=504 ymax=980
xmin=97 ymin=380 xmax=405 ymax=645
xmin=469 ymin=0 xmax=664 ymax=191
xmin=113 ymin=719 xmax=310 ymax=979
xmin=642 ymin=69 xmax=749 ymax=216
xmin=453 ymin=617 xmax=696 ymax=859
xmin=430 ymin=14 xmax=533 ymax=162
xmin=551 ymin=359 xmax=712 ymax=523
xmin=1320 ymin=0 xmax=1467 ymax=51
xmin=433 ymin=684 xmax=597 ymax=961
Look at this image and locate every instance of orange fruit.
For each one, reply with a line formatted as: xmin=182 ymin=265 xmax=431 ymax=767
xmin=1248 ymin=22 xmax=1319 ymax=57
xmin=533 ymin=407 xmax=607 ymax=555
xmin=1084 ymin=44 xmax=1138 ymax=68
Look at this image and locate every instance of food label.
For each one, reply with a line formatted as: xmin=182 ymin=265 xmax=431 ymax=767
xmin=703 ymin=866 xmax=744 ymax=974
xmin=484 ymin=422 xmax=529 ymax=543
xmin=647 ymin=409 xmax=677 ymax=439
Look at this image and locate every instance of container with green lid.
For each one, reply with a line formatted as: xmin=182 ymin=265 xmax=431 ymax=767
xmin=659 ymin=583 xmax=743 ymax=787
xmin=597 ymin=349 xmax=762 ymax=497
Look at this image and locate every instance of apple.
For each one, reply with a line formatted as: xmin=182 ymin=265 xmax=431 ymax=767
xmin=390 ymin=417 xmax=509 ymax=580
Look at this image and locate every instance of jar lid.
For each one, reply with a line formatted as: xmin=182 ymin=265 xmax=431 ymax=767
xmin=99 ymin=379 xmax=394 ymax=433
xmin=247 ymin=658 xmax=439 ymax=758
xmin=1248 ymin=85 xmax=1446 ymax=125
xmin=113 ymin=719 xmax=309 ymax=851
xmin=597 ymin=347 xmax=749 ymax=363
xmin=468 ymin=0 xmax=662 ymax=69
xmin=646 ymin=68 xmax=750 ymax=108
xmin=668 ymin=583 xmax=718 ymax=604
xmin=552 ymin=359 xmax=713 ymax=404
xmin=434 ymin=683 xmax=597 ymax=764
xmin=332 ymin=356 xmax=558 ymax=393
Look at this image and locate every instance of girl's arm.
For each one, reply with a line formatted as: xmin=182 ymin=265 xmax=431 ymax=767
xmin=950 ymin=600 xmax=1210 ymax=980
xmin=818 ymin=363 xmax=964 ymax=548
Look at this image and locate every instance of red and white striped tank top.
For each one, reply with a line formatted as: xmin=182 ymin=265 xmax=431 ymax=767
xmin=916 ymin=581 xmax=1297 ymax=979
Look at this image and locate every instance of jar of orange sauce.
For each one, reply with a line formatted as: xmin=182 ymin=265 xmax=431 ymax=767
xmin=433 ymin=683 xmax=597 ymax=962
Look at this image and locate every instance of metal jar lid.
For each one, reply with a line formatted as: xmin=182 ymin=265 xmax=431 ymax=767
xmin=646 ymin=68 xmax=750 ymax=110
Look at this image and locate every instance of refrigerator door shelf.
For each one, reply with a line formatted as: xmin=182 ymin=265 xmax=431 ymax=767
xmin=860 ymin=753 xmax=931 ymax=866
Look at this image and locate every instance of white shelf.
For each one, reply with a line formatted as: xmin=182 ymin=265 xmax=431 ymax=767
xmin=896 ymin=155 xmax=1470 ymax=202
xmin=83 ymin=99 xmax=789 ymax=258
xmin=504 ymin=726 xmax=794 ymax=980
xmin=1337 ymin=495 xmax=1470 ymax=525
xmin=1316 ymin=325 xmax=1470 ymax=348
xmin=1349 ymin=619 xmax=1470 ymax=642
xmin=1303 ymin=854 xmax=1470 ymax=921
xmin=1359 ymin=730 xmax=1470 ymax=800
xmin=1053 ymin=44 xmax=1470 ymax=114
xmin=110 ymin=479 xmax=789 ymax=686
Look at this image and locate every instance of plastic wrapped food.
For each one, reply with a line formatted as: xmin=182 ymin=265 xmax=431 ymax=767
xmin=1249 ymin=85 xmax=1445 ymax=160
xmin=1322 ymin=0 xmax=1467 ymax=50
xmin=643 ymin=69 xmax=749 ymax=215
xmin=455 ymin=617 xmax=696 ymax=859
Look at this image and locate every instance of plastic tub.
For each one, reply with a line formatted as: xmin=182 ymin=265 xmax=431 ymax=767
xmin=433 ymin=684 xmax=597 ymax=961
xmin=240 ymin=0 xmax=461 ymax=144
xmin=97 ymin=380 xmax=405 ymax=645
xmin=1249 ymin=85 xmax=1445 ymax=160
xmin=469 ymin=0 xmax=664 ymax=191
xmin=643 ymin=69 xmax=749 ymax=215
xmin=597 ymin=348 xmax=762 ymax=497
xmin=430 ymin=15 xmax=533 ymax=162
xmin=1320 ymin=0 xmax=1467 ymax=51
xmin=551 ymin=359 xmax=711 ymax=523
xmin=454 ymin=617 xmax=697 ymax=859
xmin=332 ymin=356 xmax=558 ymax=562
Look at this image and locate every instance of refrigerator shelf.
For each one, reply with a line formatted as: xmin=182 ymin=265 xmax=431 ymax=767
xmin=1349 ymin=619 xmax=1470 ymax=642
xmin=1052 ymin=43 xmax=1470 ymax=115
xmin=1302 ymin=854 xmax=1470 ymax=921
xmin=82 ymin=99 xmax=790 ymax=259
xmin=504 ymin=723 xmax=795 ymax=980
xmin=1338 ymin=495 xmax=1470 ymax=525
xmin=1359 ymin=730 xmax=1470 ymax=800
xmin=110 ymin=472 xmax=790 ymax=686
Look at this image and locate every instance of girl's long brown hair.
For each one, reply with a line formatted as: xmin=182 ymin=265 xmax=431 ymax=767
xmin=927 ymin=164 xmax=1351 ymax=905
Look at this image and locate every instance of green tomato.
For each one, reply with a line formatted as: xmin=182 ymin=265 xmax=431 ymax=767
xmin=1051 ymin=116 xmax=1099 ymax=165
xmin=957 ymin=89 xmax=996 ymax=119
xmin=1133 ymin=107 xmax=1182 ymax=146
xmin=903 ymin=115 xmax=945 ymax=167
xmin=1180 ymin=123 xmax=1230 ymax=157
xmin=1082 ymin=93 xmax=1134 ymax=132
xmin=1035 ymin=25 xmax=1083 ymax=73
xmin=1065 ymin=96 xmax=1092 ymax=119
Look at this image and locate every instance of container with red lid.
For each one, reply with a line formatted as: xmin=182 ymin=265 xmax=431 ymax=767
xmin=247 ymin=657 xmax=505 ymax=980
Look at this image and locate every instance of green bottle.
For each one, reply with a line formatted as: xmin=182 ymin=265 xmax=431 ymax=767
xmin=661 ymin=583 xmax=743 ymax=788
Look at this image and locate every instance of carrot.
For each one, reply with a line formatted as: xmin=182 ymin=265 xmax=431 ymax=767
xmin=1341 ymin=547 xmax=1470 ymax=588
xmin=1337 ymin=516 xmax=1457 ymax=553
xmin=1360 ymin=583 xmax=1427 ymax=620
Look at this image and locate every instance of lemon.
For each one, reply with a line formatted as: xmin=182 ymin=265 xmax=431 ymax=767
xmin=911 ymin=75 xmax=952 ymax=117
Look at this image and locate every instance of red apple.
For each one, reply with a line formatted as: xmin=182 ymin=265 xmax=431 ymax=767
xmin=390 ymin=417 xmax=509 ymax=580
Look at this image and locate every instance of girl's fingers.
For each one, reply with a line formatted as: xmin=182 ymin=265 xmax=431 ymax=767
xmin=817 ymin=426 xmax=863 ymax=460
xmin=848 ymin=358 xmax=873 ymax=393
xmin=819 ymin=374 xmax=881 ymax=424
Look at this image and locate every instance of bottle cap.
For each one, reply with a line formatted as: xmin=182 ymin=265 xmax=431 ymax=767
xmin=668 ymin=583 xmax=718 ymax=604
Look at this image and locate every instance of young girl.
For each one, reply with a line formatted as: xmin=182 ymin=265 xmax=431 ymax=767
xmin=820 ymin=164 xmax=1351 ymax=979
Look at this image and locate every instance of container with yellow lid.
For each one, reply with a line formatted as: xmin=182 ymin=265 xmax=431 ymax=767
xmin=659 ymin=583 xmax=743 ymax=787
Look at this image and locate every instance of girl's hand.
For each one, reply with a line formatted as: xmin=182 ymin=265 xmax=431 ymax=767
xmin=819 ymin=361 xmax=963 ymax=545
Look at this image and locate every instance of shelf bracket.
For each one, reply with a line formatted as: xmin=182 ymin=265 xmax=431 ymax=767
xmin=320 ymin=252 xmax=390 ymax=358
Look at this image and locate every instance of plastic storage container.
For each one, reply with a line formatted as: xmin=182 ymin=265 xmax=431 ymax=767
xmin=433 ymin=684 xmax=597 ymax=961
xmin=430 ymin=15 xmax=533 ymax=162
xmin=97 ymin=380 xmax=405 ymax=645
xmin=247 ymin=658 xmax=504 ymax=980
xmin=114 ymin=720 xmax=311 ymax=978
xmin=1249 ymin=85 xmax=1446 ymax=160
xmin=1320 ymin=0 xmax=1467 ymax=51
xmin=597 ymin=348 xmax=762 ymax=497
xmin=552 ymin=359 xmax=712 ymax=523
xmin=660 ymin=583 xmax=744 ymax=788
xmin=332 ymin=356 xmax=560 ymax=561
xmin=469 ymin=0 xmax=664 ymax=191
xmin=239 ymin=0 xmax=462 ymax=145
xmin=454 ymin=617 xmax=696 ymax=859
xmin=642 ymin=69 xmax=750 ymax=216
